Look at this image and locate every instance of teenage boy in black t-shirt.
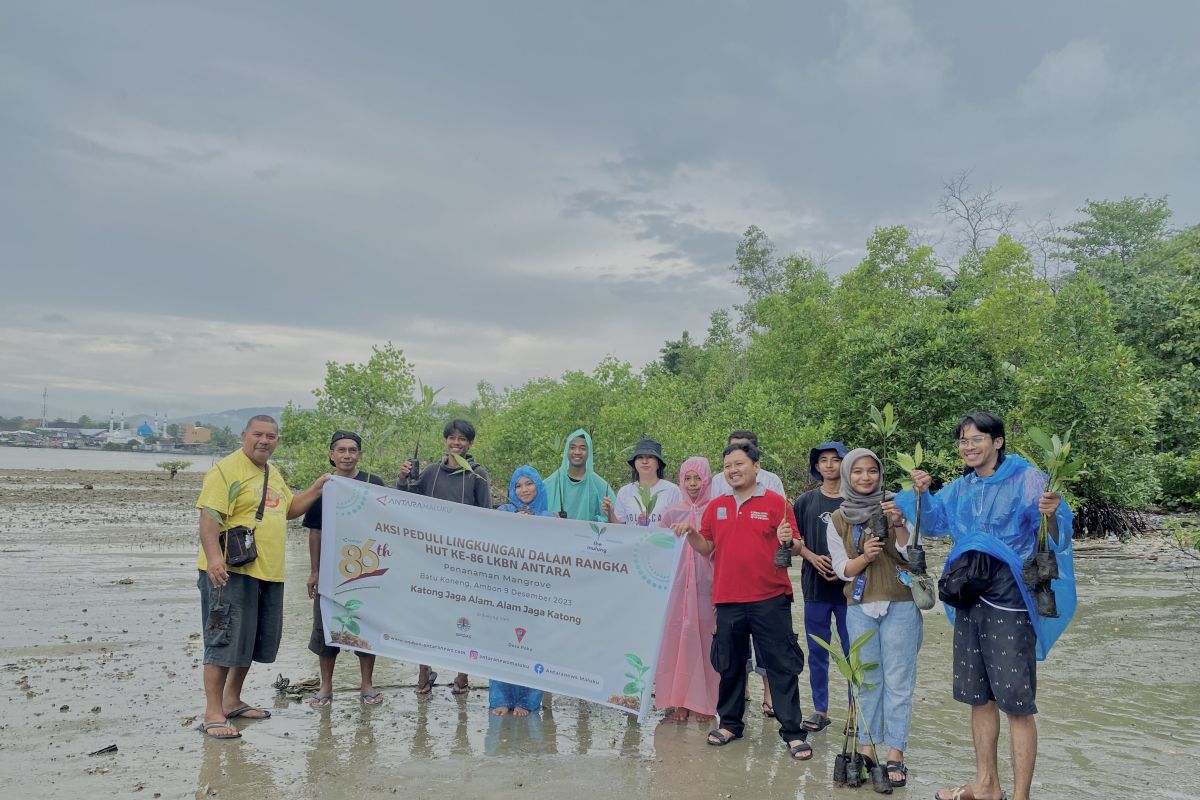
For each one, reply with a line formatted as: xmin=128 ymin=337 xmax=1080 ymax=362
xmin=305 ymin=431 xmax=386 ymax=708
xmin=792 ymin=441 xmax=850 ymax=732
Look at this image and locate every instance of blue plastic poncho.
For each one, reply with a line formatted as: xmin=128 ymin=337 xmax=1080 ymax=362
xmin=894 ymin=453 xmax=1075 ymax=660
xmin=498 ymin=465 xmax=555 ymax=517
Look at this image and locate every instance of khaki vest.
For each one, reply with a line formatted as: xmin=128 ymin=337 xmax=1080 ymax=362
xmin=831 ymin=509 xmax=912 ymax=605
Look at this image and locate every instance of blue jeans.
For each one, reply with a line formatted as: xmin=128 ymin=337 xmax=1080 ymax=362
xmin=845 ymin=601 xmax=923 ymax=752
xmin=803 ymin=599 xmax=849 ymax=713
xmin=488 ymin=680 xmax=544 ymax=712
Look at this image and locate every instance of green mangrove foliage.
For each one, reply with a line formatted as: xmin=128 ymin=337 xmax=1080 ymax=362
xmin=274 ymin=195 xmax=1198 ymax=532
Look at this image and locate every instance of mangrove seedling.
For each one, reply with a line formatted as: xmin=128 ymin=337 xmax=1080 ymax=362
xmin=1016 ymin=425 xmax=1084 ymax=618
xmin=810 ymin=630 xmax=892 ymax=794
xmin=202 ymin=478 xmax=243 ymax=528
xmin=894 ymin=443 xmax=927 ymax=574
xmin=867 ymin=403 xmax=899 ymax=469
xmin=634 ymin=484 xmax=659 ymax=526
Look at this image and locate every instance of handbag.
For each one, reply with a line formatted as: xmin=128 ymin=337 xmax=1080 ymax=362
xmin=221 ymin=467 xmax=269 ymax=567
xmin=936 ymin=550 xmax=992 ymax=610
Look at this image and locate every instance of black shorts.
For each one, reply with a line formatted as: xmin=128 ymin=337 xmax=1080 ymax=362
xmin=198 ymin=571 xmax=284 ymax=668
xmin=952 ymin=601 xmax=1038 ymax=715
xmin=309 ymin=595 xmax=340 ymax=658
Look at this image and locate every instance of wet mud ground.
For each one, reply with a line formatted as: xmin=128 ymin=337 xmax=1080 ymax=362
xmin=0 ymin=468 xmax=1197 ymax=799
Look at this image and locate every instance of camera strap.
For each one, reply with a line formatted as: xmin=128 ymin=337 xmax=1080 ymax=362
xmin=253 ymin=466 xmax=269 ymax=523
xmin=850 ymin=524 xmax=868 ymax=602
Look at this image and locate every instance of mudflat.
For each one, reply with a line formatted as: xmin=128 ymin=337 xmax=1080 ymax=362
xmin=1 ymin=468 xmax=1197 ymax=799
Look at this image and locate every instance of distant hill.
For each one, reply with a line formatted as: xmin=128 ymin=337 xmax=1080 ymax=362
xmin=120 ymin=407 xmax=287 ymax=432
xmin=168 ymin=407 xmax=286 ymax=431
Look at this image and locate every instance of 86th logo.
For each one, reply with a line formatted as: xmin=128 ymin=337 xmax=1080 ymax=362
xmin=338 ymin=538 xmax=391 ymax=585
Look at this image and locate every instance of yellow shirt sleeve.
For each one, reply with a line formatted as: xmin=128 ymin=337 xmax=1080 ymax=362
xmin=196 ymin=463 xmax=234 ymax=523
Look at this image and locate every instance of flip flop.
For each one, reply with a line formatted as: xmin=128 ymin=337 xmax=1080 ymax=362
xmin=802 ymin=712 xmax=831 ymax=731
xmin=198 ymin=720 xmax=240 ymax=739
xmin=788 ymin=740 xmax=813 ymax=761
xmin=308 ymin=692 xmax=332 ymax=708
xmin=933 ymin=785 xmax=1008 ymax=800
xmin=706 ymin=728 xmax=742 ymax=746
xmin=415 ymin=670 xmax=438 ymax=694
xmin=762 ymin=701 xmax=776 ymax=718
xmin=225 ymin=705 xmax=271 ymax=720
xmin=360 ymin=691 xmax=384 ymax=705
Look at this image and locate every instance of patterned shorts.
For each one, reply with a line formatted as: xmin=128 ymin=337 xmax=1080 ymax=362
xmin=952 ymin=601 xmax=1038 ymax=715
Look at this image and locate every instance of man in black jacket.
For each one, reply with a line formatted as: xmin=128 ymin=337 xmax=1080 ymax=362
xmin=397 ymin=419 xmax=491 ymax=694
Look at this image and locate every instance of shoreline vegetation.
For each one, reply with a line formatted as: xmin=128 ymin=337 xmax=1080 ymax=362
xmin=269 ymin=196 xmax=1199 ymax=538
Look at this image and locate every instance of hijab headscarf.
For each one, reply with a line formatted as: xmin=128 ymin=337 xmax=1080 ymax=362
xmin=658 ymin=456 xmax=713 ymax=529
xmin=838 ymin=448 xmax=891 ymax=524
xmin=499 ymin=465 xmax=552 ymax=516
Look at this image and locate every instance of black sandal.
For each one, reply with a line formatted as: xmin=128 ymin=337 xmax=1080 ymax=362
xmin=788 ymin=740 xmax=813 ymax=760
xmin=802 ymin=712 xmax=831 ymax=731
xmin=885 ymin=759 xmax=907 ymax=787
xmin=762 ymin=701 xmax=776 ymax=718
xmin=706 ymin=729 xmax=742 ymax=746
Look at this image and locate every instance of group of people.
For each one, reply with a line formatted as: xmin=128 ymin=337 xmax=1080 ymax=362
xmin=196 ymin=410 xmax=1074 ymax=800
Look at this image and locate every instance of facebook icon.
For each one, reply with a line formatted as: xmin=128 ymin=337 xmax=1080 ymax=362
xmin=533 ymin=663 xmax=545 ymax=674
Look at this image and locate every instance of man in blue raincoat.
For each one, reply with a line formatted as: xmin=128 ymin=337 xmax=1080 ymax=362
xmin=890 ymin=411 xmax=1074 ymax=800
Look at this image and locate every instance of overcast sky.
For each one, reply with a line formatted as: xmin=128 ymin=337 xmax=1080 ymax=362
xmin=3 ymin=1 xmax=1197 ymax=420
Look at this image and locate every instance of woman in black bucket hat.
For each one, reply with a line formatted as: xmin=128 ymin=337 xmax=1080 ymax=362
xmin=610 ymin=438 xmax=682 ymax=526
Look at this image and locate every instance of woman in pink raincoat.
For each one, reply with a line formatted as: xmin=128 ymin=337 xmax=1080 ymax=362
xmin=654 ymin=456 xmax=719 ymax=721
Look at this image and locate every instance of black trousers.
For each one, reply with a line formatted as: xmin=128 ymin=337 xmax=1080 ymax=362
xmin=711 ymin=593 xmax=807 ymax=742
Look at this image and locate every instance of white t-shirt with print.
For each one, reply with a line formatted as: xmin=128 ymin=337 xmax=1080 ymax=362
xmin=614 ymin=481 xmax=682 ymax=527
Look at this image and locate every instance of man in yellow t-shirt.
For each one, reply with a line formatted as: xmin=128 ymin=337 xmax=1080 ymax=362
xmin=195 ymin=415 xmax=329 ymax=740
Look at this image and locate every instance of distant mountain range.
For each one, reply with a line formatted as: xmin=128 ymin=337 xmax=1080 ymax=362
xmin=133 ymin=407 xmax=287 ymax=432
xmin=0 ymin=400 xmax=289 ymax=431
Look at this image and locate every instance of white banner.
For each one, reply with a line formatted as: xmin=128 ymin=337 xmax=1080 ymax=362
xmin=318 ymin=476 xmax=682 ymax=721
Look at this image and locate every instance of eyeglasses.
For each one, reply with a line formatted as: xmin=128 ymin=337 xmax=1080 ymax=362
xmin=956 ymin=435 xmax=990 ymax=448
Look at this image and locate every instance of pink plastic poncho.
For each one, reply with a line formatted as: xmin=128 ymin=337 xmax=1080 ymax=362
xmin=653 ymin=456 xmax=719 ymax=716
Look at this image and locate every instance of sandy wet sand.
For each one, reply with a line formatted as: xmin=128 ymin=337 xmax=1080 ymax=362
xmin=1 ymin=468 xmax=1197 ymax=799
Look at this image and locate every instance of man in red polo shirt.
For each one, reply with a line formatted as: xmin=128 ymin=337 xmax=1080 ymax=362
xmin=672 ymin=441 xmax=812 ymax=761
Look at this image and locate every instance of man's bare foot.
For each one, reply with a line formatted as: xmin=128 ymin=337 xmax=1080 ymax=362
xmin=198 ymin=718 xmax=239 ymax=739
xmin=513 ymin=707 xmax=530 ymax=717
xmin=491 ymin=707 xmax=510 ymax=716
xmin=934 ymin=783 xmax=1005 ymax=800
xmin=415 ymin=667 xmax=437 ymax=694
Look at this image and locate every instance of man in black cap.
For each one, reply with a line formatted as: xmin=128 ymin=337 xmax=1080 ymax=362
xmin=305 ymin=431 xmax=386 ymax=708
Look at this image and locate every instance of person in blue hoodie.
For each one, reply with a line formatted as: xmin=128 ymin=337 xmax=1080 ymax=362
xmin=490 ymin=465 xmax=553 ymax=715
xmin=888 ymin=411 xmax=1074 ymax=800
